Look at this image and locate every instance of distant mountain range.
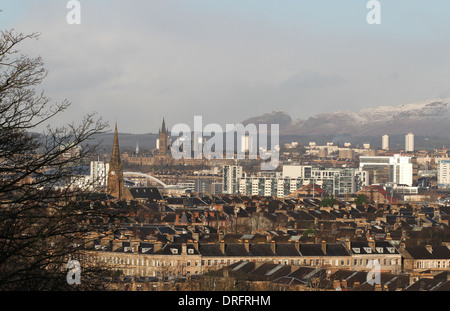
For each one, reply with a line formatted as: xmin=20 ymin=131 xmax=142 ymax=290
xmin=242 ymin=99 xmax=450 ymax=138
xmin=88 ymin=99 xmax=450 ymax=153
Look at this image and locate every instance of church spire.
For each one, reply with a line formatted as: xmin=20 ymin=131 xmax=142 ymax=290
xmin=111 ymin=122 xmax=121 ymax=168
xmin=161 ymin=118 xmax=167 ymax=134
xmin=108 ymin=122 xmax=124 ymax=200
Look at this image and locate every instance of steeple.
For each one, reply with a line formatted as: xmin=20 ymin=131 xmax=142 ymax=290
xmin=111 ymin=122 xmax=122 ymax=168
xmin=107 ymin=122 xmax=125 ymax=200
xmin=158 ymin=118 xmax=169 ymax=157
xmin=160 ymin=118 xmax=167 ymax=134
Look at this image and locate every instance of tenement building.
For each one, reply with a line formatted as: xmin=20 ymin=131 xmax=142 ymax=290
xmin=81 ymin=237 xmax=403 ymax=278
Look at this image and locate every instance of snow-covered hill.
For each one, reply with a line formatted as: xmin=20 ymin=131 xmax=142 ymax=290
xmin=242 ymin=99 xmax=450 ymax=137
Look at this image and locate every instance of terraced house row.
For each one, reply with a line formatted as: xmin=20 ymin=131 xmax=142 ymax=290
xmin=80 ymin=237 xmax=403 ymax=278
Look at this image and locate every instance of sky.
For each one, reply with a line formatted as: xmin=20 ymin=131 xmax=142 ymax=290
xmin=2 ymin=1 xmax=450 ymax=134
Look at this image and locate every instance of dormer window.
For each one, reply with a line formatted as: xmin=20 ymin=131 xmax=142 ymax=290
xmin=352 ymin=248 xmax=360 ymax=253
xmin=387 ymin=247 xmax=395 ymax=253
xmin=188 ymin=249 xmax=194 ymax=254
xmin=171 ymin=248 xmax=178 ymax=254
xmin=376 ymin=247 xmax=384 ymax=253
xmin=363 ymin=247 xmax=372 ymax=253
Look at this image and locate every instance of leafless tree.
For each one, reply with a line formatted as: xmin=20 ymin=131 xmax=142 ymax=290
xmin=0 ymin=29 xmax=114 ymax=290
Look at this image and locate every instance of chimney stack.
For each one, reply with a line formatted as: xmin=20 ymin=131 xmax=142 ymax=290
xmin=244 ymin=239 xmax=250 ymax=253
xmin=182 ymin=243 xmax=187 ymax=255
xmin=344 ymin=238 xmax=351 ymax=251
xmin=294 ymin=240 xmax=300 ymax=252
xmin=321 ymin=240 xmax=327 ymax=255
xmin=193 ymin=239 xmax=199 ymax=251
xmin=271 ymin=240 xmax=276 ymax=254
xmin=368 ymin=238 xmax=376 ymax=252
xmin=220 ymin=240 xmax=225 ymax=254
xmin=133 ymin=241 xmax=140 ymax=253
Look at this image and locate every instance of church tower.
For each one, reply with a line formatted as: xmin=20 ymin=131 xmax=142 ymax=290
xmin=107 ymin=123 xmax=126 ymax=199
xmin=158 ymin=118 xmax=169 ymax=156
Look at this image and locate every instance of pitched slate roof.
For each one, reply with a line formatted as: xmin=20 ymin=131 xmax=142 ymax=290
xmin=247 ymin=263 xmax=292 ymax=282
xmin=348 ymin=241 xmax=399 ymax=255
xmin=404 ymin=278 xmax=450 ymax=291
xmin=405 ymin=245 xmax=450 ymax=259
xmin=198 ymin=244 xmax=224 ymax=256
xmin=276 ymin=244 xmax=301 ymax=256
xmin=128 ymin=187 xmax=163 ymax=201
xmin=273 ymin=267 xmax=327 ymax=285
xmin=155 ymin=243 xmax=199 ymax=255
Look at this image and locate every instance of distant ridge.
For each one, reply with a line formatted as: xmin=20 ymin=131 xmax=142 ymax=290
xmin=241 ymin=99 xmax=450 ymax=138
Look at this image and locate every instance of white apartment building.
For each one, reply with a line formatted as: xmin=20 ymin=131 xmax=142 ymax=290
xmin=91 ymin=160 xmax=109 ymax=189
xmin=231 ymin=165 xmax=368 ymax=197
xmin=405 ymin=133 xmax=414 ymax=152
xmin=382 ymin=135 xmax=389 ymax=150
xmin=438 ymin=159 xmax=450 ymax=188
xmin=222 ymin=165 xmax=243 ymax=194
xmin=359 ymin=155 xmax=413 ymax=186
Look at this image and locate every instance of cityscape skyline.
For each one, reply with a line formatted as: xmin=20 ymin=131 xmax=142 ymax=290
xmin=3 ymin=1 xmax=450 ymax=294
